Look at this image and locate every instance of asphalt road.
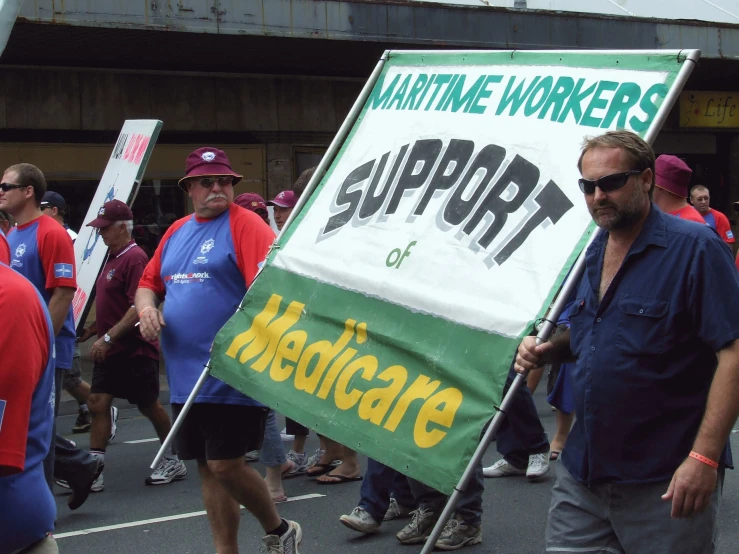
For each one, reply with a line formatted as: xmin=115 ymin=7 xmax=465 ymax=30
xmin=52 ymin=388 xmax=739 ymax=553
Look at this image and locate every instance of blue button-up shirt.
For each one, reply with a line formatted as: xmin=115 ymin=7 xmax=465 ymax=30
xmin=562 ymin=205 xmax=739 ymax=486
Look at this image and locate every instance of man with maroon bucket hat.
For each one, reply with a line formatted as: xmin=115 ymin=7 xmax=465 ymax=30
xmin=135 ymin=147 xmax=302 ymax=553
xmin=267 ymin=190 xmax=297 ymax=231
xmin=78 ymin=200 xmax=186 ymax=490
xmin=653 ymin=154 xmax=706 ymax=224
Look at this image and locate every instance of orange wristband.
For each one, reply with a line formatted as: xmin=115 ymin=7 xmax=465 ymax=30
xmin=689 ymin=451 xmax=719 ymax=469
xmin=138 ymin=306 xmax=155 ymax=319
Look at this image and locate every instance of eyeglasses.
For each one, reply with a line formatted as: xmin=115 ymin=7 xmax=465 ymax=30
xmin=193 ymin=176 xmax=233 ymax=188
xmin=0 ymin=183 xmax=28 ymax=192
xmin=578 ymin=170 xmax=644 ymax=195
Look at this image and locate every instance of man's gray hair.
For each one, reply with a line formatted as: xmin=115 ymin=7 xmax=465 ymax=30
xmin=118 ymin=220 xmax=134 ymax=234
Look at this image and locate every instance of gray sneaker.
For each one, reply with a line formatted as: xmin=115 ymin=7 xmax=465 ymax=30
xmin=396 ymin=508 xmax=439 ymax=544
xmin=384 ymin=497 xmax=414 ymax=521
xmin=435 ymin=514 xmax=482 ymax=550
xmin=339 ymin=507 xmax=381 ymax=534
xmin=261 ymin=520 xmax=302 ymax=553
xmin=145 ymin=456 xmax=188 ymax=486
xmin=526 ymin=452 xmax=550 ymax=480
xmin=305 ymin=448 xmax=324 ymax=469
xmin=284 ymin=450 xmax=308 ymax=477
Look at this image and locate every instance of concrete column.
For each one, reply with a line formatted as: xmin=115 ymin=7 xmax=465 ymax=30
xmin=266 ymin=143 xmax=293 ymax=200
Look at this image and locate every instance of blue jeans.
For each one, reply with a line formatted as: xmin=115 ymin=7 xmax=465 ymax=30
xmin=495 ymin=362 xmax=550 ymax=468
xmin=358 ymin=458 xmax=416 ymax=522
xmin=260 ymin=410 xmax=287 ymax=468
xmin=408 ymin=461 xmax=485 ymax=526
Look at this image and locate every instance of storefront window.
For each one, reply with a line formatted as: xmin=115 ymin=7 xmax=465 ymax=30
xmin=47 ymin=178 xmax=185 ymax=257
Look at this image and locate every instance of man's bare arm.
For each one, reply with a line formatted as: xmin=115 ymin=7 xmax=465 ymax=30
xmin=692 ymin=339 xmax=739 ymax=462
xmin=107 ymin=307 xmax=139 ymax=342
xmin=48 ymin=287 xmax=75 ymax=336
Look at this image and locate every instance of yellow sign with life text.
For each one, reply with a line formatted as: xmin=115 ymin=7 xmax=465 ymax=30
xmin=680 ymin=91 xmax=739 ymax=128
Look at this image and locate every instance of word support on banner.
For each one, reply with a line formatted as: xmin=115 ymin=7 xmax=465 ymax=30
xmin=211 ymin=50 xmax=693 ymax=494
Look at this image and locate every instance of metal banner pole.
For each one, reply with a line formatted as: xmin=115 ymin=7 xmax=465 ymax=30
xmin=419 ymin=49 xmax=700 ymax=553
xmin=151 ymin=364 xmax=212 ymax=469
xmin=149 ymin=51 xmax=391 ymax=470
xmin=275 ymin=51 xmax=390 ymax=239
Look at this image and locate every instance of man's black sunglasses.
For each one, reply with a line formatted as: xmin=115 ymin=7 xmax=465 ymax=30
xmin=0 ymin=183 xmax=28 ymax=192
xmin=578 ymin=169 xmax=644 ymax=195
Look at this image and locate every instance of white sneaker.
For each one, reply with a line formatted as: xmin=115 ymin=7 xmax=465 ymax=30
xmin=339 ymin=507 xmax=381 ymax=534
xmin=146 ymin=456 xmax=188 ymax=486
xmin=91 ymin=471 xmax=104 ymax=492
xmin=526 ymin=452 xmax=550 ymax=480
xmin=108 ymin=406 xmax=119 ymax=444
xmin=261 ymin=520 xmax=302 ymax=553
xmin=483 ymin=459 xmax=526 ymax=478
xmin=245 ymin=450 xmax=260 ymax=462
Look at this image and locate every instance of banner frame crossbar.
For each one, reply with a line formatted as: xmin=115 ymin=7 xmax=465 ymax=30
xmin=150 ymin=51 xmax=391 ymax=470
xmin=419 ymin=48 xmax=701 ymax=553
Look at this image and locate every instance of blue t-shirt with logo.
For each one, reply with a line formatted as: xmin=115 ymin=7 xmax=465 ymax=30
xmin=7 ymin=215 xmax=77 ymax=370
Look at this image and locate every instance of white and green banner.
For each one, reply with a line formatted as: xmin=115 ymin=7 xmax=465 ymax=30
xmin=211 ymin=50 xmax=692 ymax=493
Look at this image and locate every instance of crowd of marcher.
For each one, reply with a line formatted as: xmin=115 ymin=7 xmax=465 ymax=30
xmin=2 ymin=129 xmax=739 ymax=554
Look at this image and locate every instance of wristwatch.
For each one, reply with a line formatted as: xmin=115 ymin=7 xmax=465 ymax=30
xmin=103 ymin=333 xmax=114 ymax=345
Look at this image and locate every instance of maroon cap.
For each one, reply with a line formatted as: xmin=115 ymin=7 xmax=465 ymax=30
xmin=655 ymin=155 xmax=692 ymax=198
xmin=234 ymin=192 xmax=267 ymax=212
xmin=267 ymin=190 xmax=297 ymax=208
xmin=87 ymin=199 xmax=134 ymax=228
xmin=178 ymin=147 xmax=243 ymax=191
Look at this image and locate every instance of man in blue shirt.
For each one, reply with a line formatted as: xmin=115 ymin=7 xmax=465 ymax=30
xmin=516 ymin=130 xmax=739 ymax=553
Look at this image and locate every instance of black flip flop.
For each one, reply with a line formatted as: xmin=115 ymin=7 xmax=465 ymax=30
xmin=316 ymin=473 xmax=363 ymax=485
xmin=305 ymin=463 xmax=335 ymax=477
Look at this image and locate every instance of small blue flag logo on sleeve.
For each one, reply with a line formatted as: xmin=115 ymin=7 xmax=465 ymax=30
xmin=54 ymin=263 xmax=74 ymax=279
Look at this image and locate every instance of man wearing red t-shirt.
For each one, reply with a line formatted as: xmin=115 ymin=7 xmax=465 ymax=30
xmin=135 ymin=147 xmax=303 ymax=554
xmin=653 ymin=155 xmax=706 ymax=224
xmin=0 ymin=265 xmax=57 ymax=554
xmin=0 ymin=162 xmax=99 ymax=510
xmin=78 ymin=199 xmax=187 ymax=490
xmin=690 ymin=185 xmax=735 ymax=245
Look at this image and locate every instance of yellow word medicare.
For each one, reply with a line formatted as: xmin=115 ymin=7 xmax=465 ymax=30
xmin=225 ymin=294 xmax=463 ymax=449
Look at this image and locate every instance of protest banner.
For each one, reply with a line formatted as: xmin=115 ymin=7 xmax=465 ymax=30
xmin=72 ymin=120 xmax=162 ymax=329
xmin=209 ymin=50 xmax=695 ymax=494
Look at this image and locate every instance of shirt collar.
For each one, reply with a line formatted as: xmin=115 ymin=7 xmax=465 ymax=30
xmin=114 ymin=240 xmax=136 ymax=258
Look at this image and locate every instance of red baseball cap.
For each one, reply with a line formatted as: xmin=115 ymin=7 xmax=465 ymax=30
xmin=87 ymin=199 xmax=134 ymax=228
xmin=267 ymin=190 xmax=297 ymax=208
xmin=655 ymin=155 xmax=692 ymax=198
xmin=178 ymin=147 xmax=243 ymax=191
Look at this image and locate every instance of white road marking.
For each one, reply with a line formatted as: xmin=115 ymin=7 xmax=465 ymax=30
xmin=123 ymin=438 xmax=160 ymax=444
xmin=55 ymin=493 xmax=325 ymax=539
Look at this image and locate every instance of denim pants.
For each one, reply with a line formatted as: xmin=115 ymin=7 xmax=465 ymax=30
xmin=44 ymin=368 xmax=96 ymax=490
xmin=495 ymin=362 xmax=550 ymax=468
xmin=358 ymin=458 xmax=416 ymax=522
xmin=408 ymin=460 xmax=485 ymax=527
xmin=260 ymin=410 xmax=287 ymax=468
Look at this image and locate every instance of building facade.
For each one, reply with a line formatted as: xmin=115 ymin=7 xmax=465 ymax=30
xmin=2 ymin=0 xmax=738 ymax=244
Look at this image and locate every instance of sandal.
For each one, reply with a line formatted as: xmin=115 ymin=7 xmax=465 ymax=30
xmin=306 ymin=463 xmax=336 ymax=477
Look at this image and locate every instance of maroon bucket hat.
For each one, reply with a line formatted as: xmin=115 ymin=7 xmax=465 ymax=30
xmin=178 ymin=147 xmax=243 ymax=191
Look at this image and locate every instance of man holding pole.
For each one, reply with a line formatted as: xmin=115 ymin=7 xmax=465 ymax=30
xmin=135 ymin=147 xmax=303 ymax=554
xmin=516 ymin=130 xmax=739 ymax=553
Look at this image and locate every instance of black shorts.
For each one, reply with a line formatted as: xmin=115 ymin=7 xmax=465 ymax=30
xmin=171 ymin=403 xmax=268 ymax=461
xmin=91 ymin=353 xmax=160 ymax=408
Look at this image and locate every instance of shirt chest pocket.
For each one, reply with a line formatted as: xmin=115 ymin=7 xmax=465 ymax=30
xmin=616 ymin=295 xmax=670 ymax=356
